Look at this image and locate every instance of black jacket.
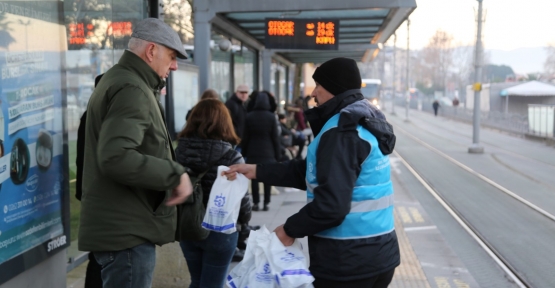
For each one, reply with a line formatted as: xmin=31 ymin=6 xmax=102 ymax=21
xmin=257 ymin=89 xmax=399 ymax=281
xmin=175 ymin=137 xmax=251 ymax=226
xmin=242 ymin=92 xmax=281 ymax=163
xmin=225 ymin=94 xmax=247 ymax=139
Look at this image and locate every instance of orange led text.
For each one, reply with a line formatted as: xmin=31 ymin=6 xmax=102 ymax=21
xmin=268 ymin=21 xmax=295 ymax=36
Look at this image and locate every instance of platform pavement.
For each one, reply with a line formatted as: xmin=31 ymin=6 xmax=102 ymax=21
xmin=68 ymin=179 xmax=473 ymax=288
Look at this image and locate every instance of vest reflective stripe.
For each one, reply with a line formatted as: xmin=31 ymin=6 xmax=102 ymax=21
xmin=305 ymin=113 xmax=394 ymax=240
xmin=307 ymin=193 xmax=394 ymax=213
xmin=317 ymin=207 xmax=395 ymax=240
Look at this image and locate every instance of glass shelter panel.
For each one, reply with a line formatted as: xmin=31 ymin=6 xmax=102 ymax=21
xmin=233 ymin=47 xmax=256 ymax=92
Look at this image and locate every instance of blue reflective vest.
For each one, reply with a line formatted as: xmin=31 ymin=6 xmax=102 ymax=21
xmin=306 ymin=113 xmax=394 ymax=239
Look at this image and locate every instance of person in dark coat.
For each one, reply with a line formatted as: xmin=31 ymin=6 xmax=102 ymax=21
xmin=175 ymin=99 xmax=252 ymax=288
xmin=432 ymin=100 xmax=440 ymax=116
xmin=242 ymin=91 xmax=281 ymax=211
xmin=225 ymin=84 xmax=250 ymax=147
xmin=224 ymin=58 xmax=400 ymax=287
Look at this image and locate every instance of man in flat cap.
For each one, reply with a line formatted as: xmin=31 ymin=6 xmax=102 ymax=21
xmin=78 ymin=18 xmax=192 ymax=287
xmin=224 ymin=58 xmax=399 ymax=287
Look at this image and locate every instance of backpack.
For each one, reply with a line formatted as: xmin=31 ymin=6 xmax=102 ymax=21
xmin=75 ymin=74 xmax=103 ymax=201
xmin=176 ymin=169 xmax=211 ymax=241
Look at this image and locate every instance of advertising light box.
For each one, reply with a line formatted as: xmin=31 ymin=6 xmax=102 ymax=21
xmin=265 ymin=18 xmax=339 ymax=50
xmin=0 ymin=1 xmax=70 ymax=284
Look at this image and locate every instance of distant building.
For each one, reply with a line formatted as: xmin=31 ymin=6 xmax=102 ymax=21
xmin=466 ymin=81 xmax=555 ymax=115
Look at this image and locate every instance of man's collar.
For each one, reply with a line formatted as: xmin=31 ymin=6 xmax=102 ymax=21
xmin=118 ymin=50 xmax=165 ymax=91
xmin=304 ymin=89 xmax=363 ymax=136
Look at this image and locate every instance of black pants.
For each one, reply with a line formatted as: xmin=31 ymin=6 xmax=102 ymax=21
xmin=313 ymin=269 xmax=395 ymax=288
xmin=251 ymin=179 xmax=271 ymax=205
xmin=85 ymin=252 xmax=103 ymax=288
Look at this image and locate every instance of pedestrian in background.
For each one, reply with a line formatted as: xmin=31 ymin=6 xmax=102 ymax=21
xmin=78 ymin=18 xmax=193 ymax=288
xmin=175 ymin=99 xmax=252 ymax=288
xmin=433 ymin=99 xmax=440 ymax=116
xmin=242 ymin=91 xmax=281 ymax=211
xmin=452 ymin=97 xmax=460 ymax=115
xmin=278 ymin=113 xmax=306 ymax=160
xmin=224 ymin=57 xmax=399 ymax=288
xmin=225 ymin=84 xmax=250 ymax=151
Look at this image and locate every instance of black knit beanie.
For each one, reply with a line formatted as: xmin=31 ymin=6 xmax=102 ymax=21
xmin=312 ymin=57 xmax=362 ymax=96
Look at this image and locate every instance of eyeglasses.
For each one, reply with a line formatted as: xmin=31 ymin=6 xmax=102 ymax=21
xmin=238 ymin=91 xmax=249 ymax=94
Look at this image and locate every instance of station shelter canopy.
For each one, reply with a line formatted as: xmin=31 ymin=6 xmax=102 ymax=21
xmin=501 ymin=81 xmax=555 ymax=97
xmin=199 ymin=0 xmax=417 ymax=64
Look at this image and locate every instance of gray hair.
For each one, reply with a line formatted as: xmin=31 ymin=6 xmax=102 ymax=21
xmin=128 ymin=37 xmax=149 ymax=52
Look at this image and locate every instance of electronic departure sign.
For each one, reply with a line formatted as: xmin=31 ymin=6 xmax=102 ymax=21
xmin=265 ymin=18 xmax=339 ymax=50
xmin=68 ymin=21 xmax=133 ymax=45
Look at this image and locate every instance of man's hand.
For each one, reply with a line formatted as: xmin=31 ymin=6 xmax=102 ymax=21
xmin=221 ymin=164 xmax=257 ymax=180
xmin=274 ymin=224 xmax=294 ymax=246
xmin=166 ymin=173 xmax=193 ymax=206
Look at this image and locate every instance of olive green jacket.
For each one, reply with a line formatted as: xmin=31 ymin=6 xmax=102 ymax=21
xmin=78 ymin=50 xmax=186 ymax=252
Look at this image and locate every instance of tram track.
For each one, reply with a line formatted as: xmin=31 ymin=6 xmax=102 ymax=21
xmin=400 ymin=112 xmax=555 ymax=169
xmin=394 ymin=125 xmax=555 ymax=223
xmin=393 ymin=125 xmax=555 ymax=288
xmin=394 ymin=151 xmax=528 ymax=288
xmin=404 ymin=118 xmax=555 ymax=192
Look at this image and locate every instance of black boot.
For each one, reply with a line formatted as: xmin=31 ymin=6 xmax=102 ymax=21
xmin=263 ymin=204 xmax=269 ymax=211
xmin=252 ymin=204 xmax=259 ymax=211
xmin=232 ymin=248 xmax=245 ymax=262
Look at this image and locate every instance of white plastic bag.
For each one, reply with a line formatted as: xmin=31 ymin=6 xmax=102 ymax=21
xmin=201 ymin=165 xmax=249 ymax=234
xmin=227 ymin=226 xmax=314 ymax=288
xmin=265 ymin=233 xmax=314 ymax=288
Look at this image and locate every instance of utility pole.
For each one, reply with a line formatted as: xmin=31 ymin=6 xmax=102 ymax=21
xmin=469 ymin=0 xmax=485 ymax=153
xmin=404 ymin=18 xmax=410 ymax=122
xmin=391 ymin=33 xmax=396 ymax=115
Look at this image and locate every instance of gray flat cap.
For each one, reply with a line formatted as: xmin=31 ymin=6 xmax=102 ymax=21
xmin=131 ymin=18 xmax=188 ymax=59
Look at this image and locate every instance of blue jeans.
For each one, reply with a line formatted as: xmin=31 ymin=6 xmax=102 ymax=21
xmin=180 ymin=231 xmax=239 ymax=288
xmin=93 ymin=242 xmax=156 ymax=288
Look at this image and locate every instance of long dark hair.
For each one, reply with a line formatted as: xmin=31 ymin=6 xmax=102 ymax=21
xmin=178 ymin=99 xmax=240 ymax=145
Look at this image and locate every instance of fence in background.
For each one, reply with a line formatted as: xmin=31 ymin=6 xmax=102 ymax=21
xmin=389 ymin=98 xmax=554 ymax=141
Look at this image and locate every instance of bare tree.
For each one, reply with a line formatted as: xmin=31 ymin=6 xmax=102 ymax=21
xmin=163 ymin=0 xmax=194 ymax=44
xmin=451 ymin=44 xmax=473 ymax=89
xmin=414 ymin=30 xmax=454 ymax=95
xmin=544 ymin=43 xmax=555 ymax=78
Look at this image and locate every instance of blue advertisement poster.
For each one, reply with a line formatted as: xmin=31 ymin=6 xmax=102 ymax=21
xmin=0 ymin=1 xmax=69 ymax=281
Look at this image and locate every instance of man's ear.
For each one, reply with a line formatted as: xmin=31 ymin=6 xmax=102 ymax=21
xmin=145 ymin=43 xmax=156 ymax=62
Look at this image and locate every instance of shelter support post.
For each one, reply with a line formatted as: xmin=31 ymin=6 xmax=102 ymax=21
xmin=262 ymin=50 xmax=273 ymax=91
xmin=194 ymin=11 xmax=212 ymax=93
xmin=505 ymin=95 xmax=509 ymax=117
xmin=469 ymin=0 xmax=484 ymax=154
xmin=404 ymin=18 xmax=410 ymax=123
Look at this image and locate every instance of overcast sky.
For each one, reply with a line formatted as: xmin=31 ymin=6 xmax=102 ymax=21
xmin=387 ymin=0 xmax=555 ymax=51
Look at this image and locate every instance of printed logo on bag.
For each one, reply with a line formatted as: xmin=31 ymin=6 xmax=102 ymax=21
xmin=280 ymin=251 xmax=304 ymax=263
xmin=255 ymin=263 xmax=273 ymax=283
xmin=214 ymin=194 xmax=226 ymax=207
